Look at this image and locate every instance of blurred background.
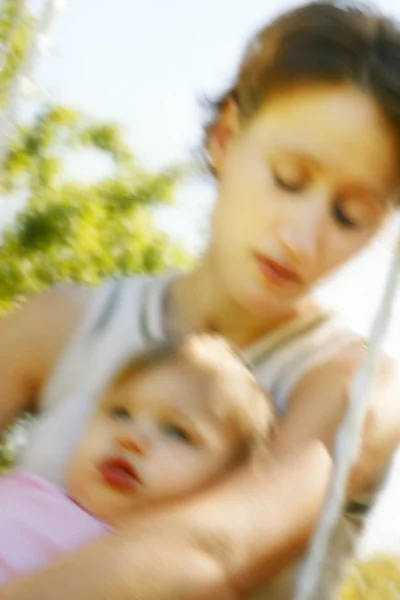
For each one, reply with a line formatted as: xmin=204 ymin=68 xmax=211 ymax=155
xmin=1 ymin=1 xmax=400 ymax=595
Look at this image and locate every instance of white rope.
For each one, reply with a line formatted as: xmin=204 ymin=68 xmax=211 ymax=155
xmin=0 ymin=0 xmax=66 ymax=167
xmin=294 ymin=225 xmax=400 ymax=600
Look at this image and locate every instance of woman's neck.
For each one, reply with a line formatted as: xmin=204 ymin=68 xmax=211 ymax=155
xmin=165 ymin=260 xmax=315 ymax=348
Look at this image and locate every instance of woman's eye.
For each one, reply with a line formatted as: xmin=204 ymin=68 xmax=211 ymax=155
xmin=332 ymin=202 xmax=358 ymax=229
xmin=161 ymin=423 xmax=191 ymax=444
xmin=111 ymin=406 xmax=131 ymax=420
xmin=273 ymin=171 xmax=306 ymax=193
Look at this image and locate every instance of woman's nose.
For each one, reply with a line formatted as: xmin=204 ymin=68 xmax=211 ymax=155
xmin=279 ymin=202 xmax=325 ymax=264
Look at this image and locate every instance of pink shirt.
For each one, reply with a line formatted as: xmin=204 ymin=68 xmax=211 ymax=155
xmin=0 ymin=471 xmax=111 ymax=585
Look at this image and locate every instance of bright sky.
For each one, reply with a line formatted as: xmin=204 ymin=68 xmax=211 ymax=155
xmin=12 ymin=0 xmax=400 ymax=556
xmin=29 ymin=0 xmax=400 ymax=358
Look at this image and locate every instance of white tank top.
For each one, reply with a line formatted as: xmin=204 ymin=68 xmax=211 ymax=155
xmin=19 ymin=272 xmax=359 ymax=485
xmin=17 ymin=273 xmax=385 ymax=600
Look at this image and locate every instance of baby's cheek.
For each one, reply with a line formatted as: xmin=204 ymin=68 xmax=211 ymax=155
xmin=66 ymin=453 xmax=107 ymax=517
xmin=65 ymin=462 xmax=87 ymax=506
xmin=65 ymin=437 xmax=101 ymax=500
xmin=165 ymin=453 xmax=222 ymax=494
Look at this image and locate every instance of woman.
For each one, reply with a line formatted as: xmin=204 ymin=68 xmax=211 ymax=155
xmin=1 ymin=2 xmax=400 ymax=598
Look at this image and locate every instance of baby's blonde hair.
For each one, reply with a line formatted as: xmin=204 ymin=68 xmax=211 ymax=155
xmin=107 ymin=333 xmax=275 ymax=452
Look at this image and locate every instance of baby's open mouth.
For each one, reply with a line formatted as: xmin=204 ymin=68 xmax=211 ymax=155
xmin=99 ymin=457 xmax=141 ymax=491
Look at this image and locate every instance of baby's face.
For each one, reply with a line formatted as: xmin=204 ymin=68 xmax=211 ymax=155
xmin=66 ymin=357 xmax=246 ymax=526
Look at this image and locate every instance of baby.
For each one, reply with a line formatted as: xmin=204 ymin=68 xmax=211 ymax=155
xmin=0 ymin=334 xmax=274 ymax=583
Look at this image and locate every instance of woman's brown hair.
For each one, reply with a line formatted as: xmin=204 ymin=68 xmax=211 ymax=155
xmin=205 ymin=1 xmax=400 ymax=177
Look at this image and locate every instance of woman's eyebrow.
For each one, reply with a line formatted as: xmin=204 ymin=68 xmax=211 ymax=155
xmin=274 ymin=146 xmax=397 ymax=203
xmin=272 ymin=146 xmax=322 ymax=170
xmin=340 ymin=181 xmax=395 ymax=207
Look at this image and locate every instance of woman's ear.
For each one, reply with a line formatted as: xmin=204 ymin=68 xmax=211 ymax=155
xmin=207 ymin=97 xmax=240 ymax=176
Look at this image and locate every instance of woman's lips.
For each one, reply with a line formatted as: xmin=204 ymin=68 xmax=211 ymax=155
xmin=254 ymin=253 xmax=301 ymax=286
xmin=99 ymin=458 xmax=141 ymax=491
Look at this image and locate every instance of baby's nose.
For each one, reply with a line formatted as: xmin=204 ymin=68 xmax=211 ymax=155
xmin=117 ymin=432 xmax=147 ymax=455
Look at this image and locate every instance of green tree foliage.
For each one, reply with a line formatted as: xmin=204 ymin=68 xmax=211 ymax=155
xmin=339 ymin=555 xmax=400 ymax=599
xmin=0 ymin=103 xmax=192 ymax=463
xmin=0 ymin=0 xmax=33 ymax=110
xmin=0 ymin=104 xmax=192 ymax=313
xmin=0 ymin=3 xmax=193 ymax=464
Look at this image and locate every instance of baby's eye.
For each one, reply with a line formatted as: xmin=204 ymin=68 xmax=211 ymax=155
xmin=110 ymin=406 xmax=131 ymax=420
xmin=161 ymin=423 xmax=192 ymax=444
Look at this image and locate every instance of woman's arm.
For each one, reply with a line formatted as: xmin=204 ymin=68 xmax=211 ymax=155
xmin=0 ymin=442 xmax=331 ymax=600
xmin=272 ymin=343 xmax=400 ymax=497
xmin=0 ymin=286 xmax=92 ymax=430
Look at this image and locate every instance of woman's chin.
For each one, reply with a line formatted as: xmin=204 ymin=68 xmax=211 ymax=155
xmin=235 ymin=281 xmax=297 ymax=315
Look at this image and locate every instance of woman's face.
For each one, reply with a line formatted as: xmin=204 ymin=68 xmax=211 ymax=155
xmin=209 ymin=83 xmax=399 ymax=314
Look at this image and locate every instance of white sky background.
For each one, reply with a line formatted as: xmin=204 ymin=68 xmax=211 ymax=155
xmin=25 ymin=0 xmax=400 ymax=359
xmin=4 ymin=0 xmax=400 ymax=556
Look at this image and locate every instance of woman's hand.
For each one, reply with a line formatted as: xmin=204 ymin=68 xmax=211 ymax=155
xmin=0 ymin=441 xmax=331 ymax=600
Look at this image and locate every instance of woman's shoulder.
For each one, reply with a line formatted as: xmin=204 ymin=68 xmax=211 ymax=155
xmin=35 ymin=274 xmax=153 ymax=341
xmin=282 ymin=302 xmax=399 ymax=434
xmin=9 ymin=276 xmax=147 ymax=347
xmin=0 ymin=284 xmax=94 ymax=411
xmin=250 ymin=303 xmax=361 ymax=415
xmin=0 ymin=275 xmax=153 ymax=410
xmin=288 ymin=303 xmax=399 ymax=414
xmin=37 ymin=271 xmax=181 ymax=411
xmin=281 ymin=333 xmax=400 ymax=488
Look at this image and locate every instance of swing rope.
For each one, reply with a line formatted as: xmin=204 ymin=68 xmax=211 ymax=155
xmin=294 ymin=226 xmax=400 ymax=600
